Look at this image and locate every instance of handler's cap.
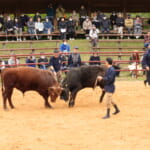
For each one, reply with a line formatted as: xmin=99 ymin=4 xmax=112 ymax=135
xmin=74 ymin=46 xmax=79 ymax=49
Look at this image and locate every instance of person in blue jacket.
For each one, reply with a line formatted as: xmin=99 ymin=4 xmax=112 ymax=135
xmin=97 ymin=57 xmax=120 ymax=119
xmin=142 ymin=45 xmax=150 ymax=85
xmin=59 ymin=39 xmax=70 ymax=53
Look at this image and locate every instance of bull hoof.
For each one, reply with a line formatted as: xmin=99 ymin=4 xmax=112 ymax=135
xmin=68 ymin=102 xmax=74 ymax=108
xmin=99 ymin=99 xmax=103 ymax=103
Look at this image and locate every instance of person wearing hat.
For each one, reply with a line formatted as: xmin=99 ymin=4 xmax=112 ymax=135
xmin=68 ymin=47 xmax=82 ymax=67
xmin=38 ymin=52 xmax=49 ymax=70
xmin=97 ymin=57 xmax=120 ymax=119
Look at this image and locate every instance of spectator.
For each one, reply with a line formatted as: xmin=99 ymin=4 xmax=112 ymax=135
xmin=13 ymin=18 xmax=23 ymax=41
xmin=60 ymin=39 xmax=70 ymax=53
xmin=125 ymin=14 xmax=134 ymax=38
xmin=26 ymin=53 xmax=36 ymax=67
xmin=112 ymin=62 xmax=121 ymax=77
xmin=83 ymin=17 xmax=92 ymax=39
xmin=68 ymin=47 xmax=81 ymax=67
xmin=46 ymin=3 xmax=55 ymax=23
xmin=34 ymin=12 xmax=42 ymax=22
xmin=38 ymin=52 xmax=49 ymax=70
xmin=91 ymin=11 xmax=100 ymax=29
xmin=134 ymin=16 xmax=142 ymax=39
xmin=58 ymin=17 xmax=67 ymax=40
xmin=110 ymin=11 xmax=118 ymax=30
xmin=67 ymin=16 xmax=75 ymax=40
xmin=20 ymin=14 xmax=29 ymax=31
xmin=56 ymin=5 xmax=65 ymax=21
xmin=0 ymin=59 xmax=6 ymax=70
xmin=4 ymin=16 xmax=14 ymax=41
xmin=43 ymin=18 xmax=53 ymax=40
xmin=8 ymin=56 xmax=20 ymax=67
xmin=71 ymin=10 xmax=79 ymax=30
xmin=144 ymin=31 xmax=150 ymax=48
xmin=35 ymin=17 xmax=44 ymax=40
xmin=89 ymin=25 xmax=99 ymax=47
xmin=79 ymin=5 xmax=87 ymax=29
xmin=89 ymin=52 xmax=101 ymax=65
xmin=116 ymin=13 xmax=124 ymax=38
xmin=0 ymin=13 xmax=4 ymax=31
xmin=101 ymin=16 xmax=110 ymax=34
xmin=27 ymin=17 xmax=36 ymax=40
xmin=97 ymin=11 xmax=105 ymax=29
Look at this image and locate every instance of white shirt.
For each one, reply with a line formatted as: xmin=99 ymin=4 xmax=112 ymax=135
xmin=89 ymin=29 xmax=99 ymax=38
xmin=35 ymin=22 xmax=44 ymax=31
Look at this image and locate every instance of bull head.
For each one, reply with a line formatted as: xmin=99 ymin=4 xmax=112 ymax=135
xmin=48 ymin=87 xmax=63 ymax=102
xmin=60 ymin=88 xmax=69 ymax=102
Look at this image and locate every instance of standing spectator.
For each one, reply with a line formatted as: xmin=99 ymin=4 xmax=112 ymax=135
xmin=0 ymin=13 xmax=4 ymax=31
xmin=13 ymin=18 xmax=23 ymax=41
xmin=144 ymin=31 xmax=150 ymax=48
xmin=110 ymin=11 xmax=118 ymax=30
xmin=101 ymin=16 xmax=110 ymax=34
xmin=79 ymin=5 xmax=87 ymax=29
xmin=4 ymin=16 xmax=14 ymax=41
xmin=91 ymin=11 xmax=100 ymax=29
xmin=35 ymin=17 xmax=44 ymax=40
xmin=134 ymin=16 xmax=142 ymax=39
xmin=38 ymin=52 xmax=49 ymax=70
xmin=8 ymin=56 xmax=20 ymax=67
xmin=83 ymin=17 xmax=92 ymax=39
xmin=60 ymin=39 xmax=70 ymax=53
xmin=89 ymin=52 xmax=101 ymax=65
xmin=43 ymin=18 xmax=53 ymax=40
xmin=33 ymin=12 xmax=42 ymax=22
xmin=56 ymin=5 xmax=65 ymax=21
xmin=67 ymin=16 xmax=75 ymax=40
xmin=27 ymin=17 xmax=36 ymax=40
xmin=142 ymin=45 xmax=150 ymax=85
xmin=0 ymin=59 xmax=6 ymax=70
xmin=68 ymin=47 xmax=82 ymax=67
xmin=26 ymin=54 xmax=36 ymax=67
xmin=58 ymin=17 xmax=67 ymax=40
xmin=125 ymin=14 xmax=134 ymax=37
xmin=89 ymin=25 xmax=99 ymax=47
xmin=116 ymin=13 xmax=124 ymax=38
xmin=20 ymin=14 xmax=29 ymax=31
xmin=71 ymin=10 xmax=79 ymax=30
xmin=46 ymin=3 xmax=55 ymax=23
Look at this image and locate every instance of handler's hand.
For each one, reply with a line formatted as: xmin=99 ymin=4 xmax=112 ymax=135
xmin=97 ymin=76 xmax=103 ymax=81
xmin=146 ymin=66 xmax=150 ymax=70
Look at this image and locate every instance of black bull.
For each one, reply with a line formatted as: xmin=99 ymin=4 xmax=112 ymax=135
xmin=60 ymin=65 xmax=107 ymax=107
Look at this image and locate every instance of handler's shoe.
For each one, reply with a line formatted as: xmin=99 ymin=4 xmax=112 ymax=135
xmin=102 ymin=108 xmax=110 ymax=119
xmin=112 ymin=104 xmax=120 ymax=115
xmin=144 ymin=80 xmax=147 ymax=86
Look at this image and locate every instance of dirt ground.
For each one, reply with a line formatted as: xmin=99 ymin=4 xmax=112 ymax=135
xmin=0 ymin=81 xmax=150 ymax=150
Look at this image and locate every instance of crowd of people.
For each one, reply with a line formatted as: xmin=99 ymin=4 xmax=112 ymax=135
xmin=0 ymin=3 xmax=146 ymax=42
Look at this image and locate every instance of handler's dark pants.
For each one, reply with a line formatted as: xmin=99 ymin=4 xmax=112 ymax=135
xmin=146 ymin=70 xmax=150 ymax=84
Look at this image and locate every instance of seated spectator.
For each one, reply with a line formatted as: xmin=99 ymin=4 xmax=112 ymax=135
xmin=101 ymin=16 xmax=110 ymax=34
xmin=116 ymin=13 xmax=124 ymax=38
xmin=38 ymin=52 xmax=49 ymax=70
xmin=13 ymin=18 xmax=23 ymax=41
xmin=91 ymin=11 xmax=100 ymax=29
xmin=43 ymin=17 xmax=53 ymax=40
xmin=56 ymin=5 xmax=65 ymax=21
xmin=34 ymin=12 xmax=42 ymax=22
xmin=110 ymin=11 xmax=118 ymax=30
xmin=46 ymin=3 xmax=55 ymax=23
xmin=83 ymin=17 xmax=92 ymax=39
xmin=67 ymin=16 xmax=76 ymax=40
xmin=112 ymin=62 xmax=121 ymax=77
xmin=68 ymin=47 xmax=81 ymax=67
xmin=128 ymin=51 xmax=141 ymax=78
xmin=8 ymin=56 xmax=20 ymax=67
xmin=27 ymin=17 xmax=36 ymax=40
xmin=144 ymin=31 xmax=150 ymax=48
xmin=35 ymin=17 xmax=44 ymax=40
xmin=89 ymin=52 xmax=101 ymax=65
xmin=4 ymin=16 xmax=14 ymax=41
xmin=71 ymin=10 xmax=79 ymax=30
xmin=125 ymin=14 xmax=133 ymax=37
xmin=60 ymin=39 xmax=70 ymax=53
xmin=0 ymin=59 xmax=6 ymax=70
xmin=89 ymin=25 xmax=99 ymax=47
xmin=0 ymin=13 xmax=4 ymax=31
xmin=134 ymin=16 xmax=142 ymax=39
xmin=97 ymin=11 xmax=105 ymax=28
xmin=59 ymin=17 xmax=67 ymax=40
xmin=79 ymin=5 xmax=87 ymax=29
xmin=26 ymin=53 xmax=36 ymax=67
xmin=20 ymin=14 xmax=29 ymax=31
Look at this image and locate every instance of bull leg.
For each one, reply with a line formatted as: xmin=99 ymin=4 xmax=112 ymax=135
xmin=43 ymin=95 xmax=52 ymax=108
xmin=2 ymin=91 xmax=8 ymax=110
xmin=99 ymin=90 xmax=106 ymax=103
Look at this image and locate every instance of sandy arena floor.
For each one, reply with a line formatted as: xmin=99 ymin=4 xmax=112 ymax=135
xmin=0 ymin=81 xmax=150 ymax=150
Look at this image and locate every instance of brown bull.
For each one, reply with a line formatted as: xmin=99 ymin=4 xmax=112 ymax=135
xmin=1 ymin=67 xmax=62 ymax=110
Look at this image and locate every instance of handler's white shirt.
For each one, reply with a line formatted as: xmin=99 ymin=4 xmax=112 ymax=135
xmin=89 ymin=29 xmax=99 ymax=38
